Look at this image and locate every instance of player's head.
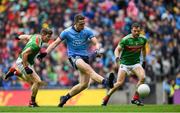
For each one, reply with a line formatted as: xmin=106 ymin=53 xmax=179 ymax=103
xmin=131 ymin=23 xmax=141 ymax=38
xmin=40 ymin=28 xmax=53 ymax=42
xmin=74 ymin=14 xmax=85 ymax=31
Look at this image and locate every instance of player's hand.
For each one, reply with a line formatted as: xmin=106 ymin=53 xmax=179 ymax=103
xmin=37 ymin=52 xmax=47 ymax=61
xmin=24 ymin=66 xmax=33 ymax=74
xmin=142 ymin=61 xmax=146 ymax=69
xmin=13 ymin=33 xmax=20 ymax=40
xmin=95 ymin=49 xmax=103 ymax=58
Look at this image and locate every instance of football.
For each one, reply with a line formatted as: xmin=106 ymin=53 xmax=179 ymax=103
xmin=137 ymin=84 xmax=150 ymax=97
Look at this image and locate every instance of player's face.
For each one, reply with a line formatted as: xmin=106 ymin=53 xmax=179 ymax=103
xmin=131 ymin=27 xmax=141 ymax=38
xmin=76 ymin=20 xmax=85 ymax=31
xmin=43 ymin=34 xmax=51 ymax=42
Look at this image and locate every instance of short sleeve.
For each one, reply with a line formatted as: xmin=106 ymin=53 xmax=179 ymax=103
xmin=87 ymin=29 xmax=94 ymax=40
xmin=59 ymin=30 xmax=67 ymax=41
xmin=119 ymin=38 xmax=126 ymax=48
xmin=140 ymin=34 xmax=147 ymax=45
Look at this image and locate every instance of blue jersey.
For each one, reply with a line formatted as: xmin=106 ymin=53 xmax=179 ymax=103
xmin=59 ymin=26 xmax=94 ymax=57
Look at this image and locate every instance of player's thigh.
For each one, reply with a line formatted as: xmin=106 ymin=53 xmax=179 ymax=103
xmin=22 ymin=71 xmax=41 ymax=84
xmin=132 ymin=64 xmax=145 ymax=79
xmin=79 ymin=71 xmax=90 ymax=86
xmin=16 ymin=59 xmax=32 ymax=83
xmin=76 ymin=59 xmax=92 ymax=73
xmin=117 ymin=67 xmax=127 ymax=83
xmin=21 ymin=67 xmax=41 ymax=83
xmin=30 ymin=69 xmax=41 ymax=83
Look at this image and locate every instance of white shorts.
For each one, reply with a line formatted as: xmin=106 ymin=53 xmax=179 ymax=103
xmin=16 ymin=57 xmax=34 ymax=75
xmin=119 ymin=63 xmax=142 ymax=76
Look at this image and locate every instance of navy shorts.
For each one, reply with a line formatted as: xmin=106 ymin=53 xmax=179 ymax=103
xmin=68 ymin=55 xmax=89 ymax=69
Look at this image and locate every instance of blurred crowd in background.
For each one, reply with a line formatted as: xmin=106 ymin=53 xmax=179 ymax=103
xmin=0 ymin=0 xmax=179 ymax=98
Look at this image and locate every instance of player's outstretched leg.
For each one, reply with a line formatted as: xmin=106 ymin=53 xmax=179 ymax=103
xmin=102 ymin=95 xmax=110 ymax=106
xmin=131 ymin=64 xmax=145 ymax=106
xmin=102 ymin=72 xmax=115 ymax=88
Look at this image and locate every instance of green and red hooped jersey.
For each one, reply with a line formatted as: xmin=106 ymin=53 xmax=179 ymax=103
xmin=119 ymin=34 xmax=147 ymax=65
xmin=19 ymin=34 xmax=42 ymax=65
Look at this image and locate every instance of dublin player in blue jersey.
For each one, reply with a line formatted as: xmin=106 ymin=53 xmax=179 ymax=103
xmin=37 ymin=14 xmax=115 ymax=107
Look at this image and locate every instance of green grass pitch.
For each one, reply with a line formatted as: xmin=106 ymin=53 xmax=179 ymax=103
xmin=0 ymin=105 xmax=180 ymax=113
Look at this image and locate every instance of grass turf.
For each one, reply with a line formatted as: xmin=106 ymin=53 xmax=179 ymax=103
xmin=0 ymin=105 xmax=180 ymax=113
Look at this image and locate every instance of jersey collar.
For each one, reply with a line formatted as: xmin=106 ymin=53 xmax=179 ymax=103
xmin=72 ymin=26 xmax=81 ymax=32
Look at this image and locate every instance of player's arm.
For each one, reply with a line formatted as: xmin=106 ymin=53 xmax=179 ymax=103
xmin=142 ymin=43 xmax=147 ymax=61
xmin=17 ymin=35 xmax=31 ymax=42
xmin=142 ymin=41 xmax=149 ymax=68
xmin=37 ymin=37 xmax=62 ymax=60
xmin=46 ymin=37 xmax=62 ymax=53
xmin=114 ymin=44 xmax=122 ymax=63
xmin=21 ymin=48 xmax=33 ymax=74
xmin=91 ymin=37 xmax=100 ymax=50
xmin=91 ymin=36 xmax=103 ymax=57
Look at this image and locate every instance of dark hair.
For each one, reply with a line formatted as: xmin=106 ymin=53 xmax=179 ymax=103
xmin=131 ymin=22 xmax=141 ymax=29
xmin=74 ymin=14 xmax=85 ymax=24
xmin=40 ymin=28 xmax=53 ymax=35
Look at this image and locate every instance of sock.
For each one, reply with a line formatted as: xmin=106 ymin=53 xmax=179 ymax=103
xmin=9 ymin=67 xmax=16 ymax=73
xmin=133 ymin=91 xmax=139 ymax=100
xmin=102 ymin=79 xmax=107 ymax=86
xmin=5 ymin=67 xmax=16 ymax=79
xmin=31 ymin=96 xmax=36 ymax=102
xmin=65 ymin=93 xmax=71 ymax=100
xmin=104 ymin=95 xmax=110 ymax=101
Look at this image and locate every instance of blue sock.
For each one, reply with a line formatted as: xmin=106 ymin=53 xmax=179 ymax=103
xmin=102 ymin=79 xmax=107 ymax=87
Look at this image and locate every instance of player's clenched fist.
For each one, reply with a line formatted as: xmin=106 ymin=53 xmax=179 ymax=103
xmin=37 ymin=52 xmax=47 ymax=60
xmin=24 ymin=66 xmax=33 ymax=74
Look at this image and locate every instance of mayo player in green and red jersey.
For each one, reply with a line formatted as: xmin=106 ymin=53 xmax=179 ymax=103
xmin=4 ymin=28 xmax=53 ymax=107
xmin=102 ymin=23 xmax=148 ymax=106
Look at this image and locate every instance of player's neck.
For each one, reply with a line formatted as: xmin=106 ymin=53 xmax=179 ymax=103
xmin=132 ymin=34 xmax=138 ymax=38
xmin=73 ymin=25 xmax=81 ymax=32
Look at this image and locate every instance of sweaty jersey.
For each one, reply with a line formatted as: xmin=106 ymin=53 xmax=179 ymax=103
xmin=59 ymin=26 xmax=94 ymax=57
xmin=119 ymin=34 xmax=147 ymax=65
xmin=19 ymin=34 xmax=42 ymax=65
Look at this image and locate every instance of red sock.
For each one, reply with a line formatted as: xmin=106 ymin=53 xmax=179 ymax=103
xmin=104 ymin=95 xmax=110 ymax=101
xmin=9 ymin=67 xmax=16 ymax=73
xmin=133 ymin=91 xmax=139 ymax=100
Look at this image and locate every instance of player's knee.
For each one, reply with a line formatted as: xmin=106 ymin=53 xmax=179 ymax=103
xmin=116 ymin=81 xmax=123 ymax=87
xmin=84 ymin=65 xmax=92 ymax=73
xmin=34 ymin=80 xmax=42 ymax=86
xmin=38 ymin=81 xmax=43 ymax=85
xmin=139 ymin=76 xmax=145 ymax=83
xmin=78 ymin=62 xmax=92 ymax=73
